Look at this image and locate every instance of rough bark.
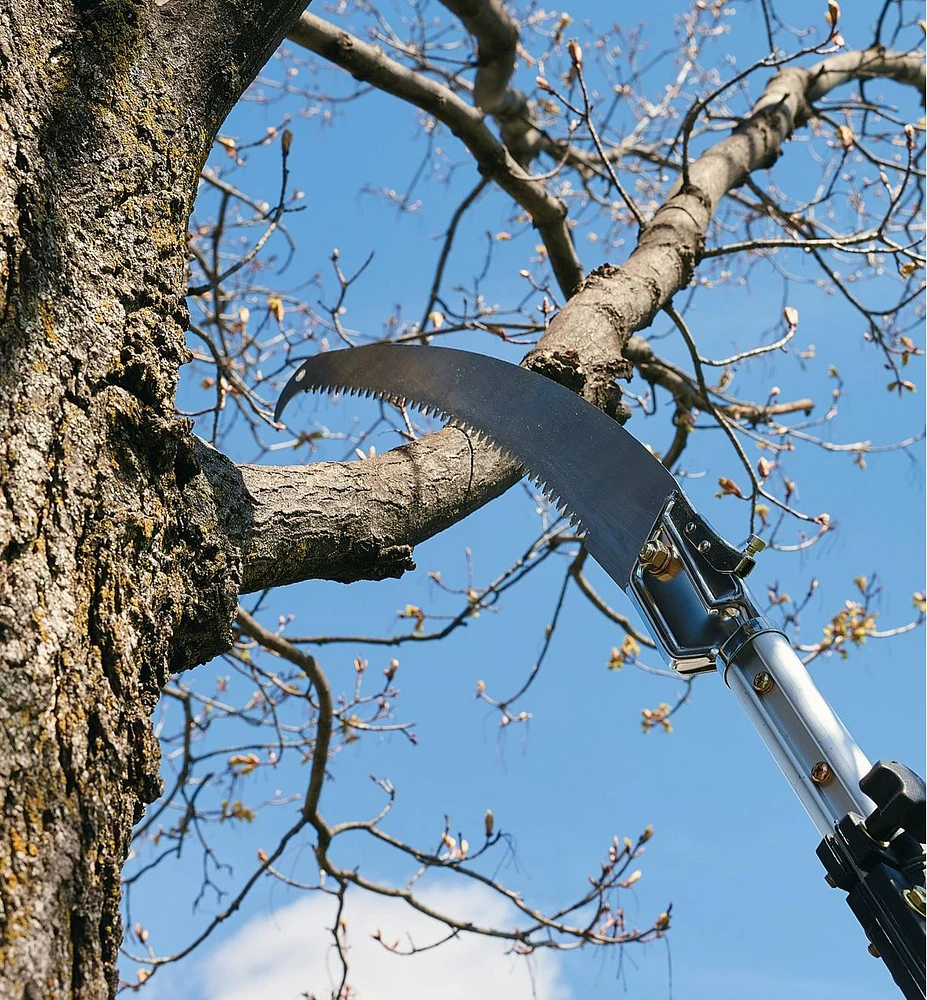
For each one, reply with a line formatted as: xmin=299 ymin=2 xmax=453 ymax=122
xmin=0 ymin=2 xmax=306 ymax=997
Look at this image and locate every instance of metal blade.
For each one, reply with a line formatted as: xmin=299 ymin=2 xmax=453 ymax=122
xmin=275 ymin=344 xmax=678 ymax=589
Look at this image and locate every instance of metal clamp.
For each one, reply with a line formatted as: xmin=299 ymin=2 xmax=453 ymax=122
xmin=719 ymin=616 xmax=785 ymax=664
xmin=626 ymin=492 xmax=763 ymax=675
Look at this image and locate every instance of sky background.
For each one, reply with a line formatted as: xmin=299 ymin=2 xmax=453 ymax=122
xmin=124 ymin=3 xmax=924 ymax=998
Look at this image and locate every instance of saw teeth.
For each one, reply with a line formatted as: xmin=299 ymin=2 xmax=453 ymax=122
xmin=286 ymin=374 xmax=588 ymax=535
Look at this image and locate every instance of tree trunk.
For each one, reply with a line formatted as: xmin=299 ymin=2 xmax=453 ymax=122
xmin=0 ymin=2 xmax=304 ymax=995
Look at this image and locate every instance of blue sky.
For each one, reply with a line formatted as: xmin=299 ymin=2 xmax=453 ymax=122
xmin=126 ymin=3 xmax=924 ymax=998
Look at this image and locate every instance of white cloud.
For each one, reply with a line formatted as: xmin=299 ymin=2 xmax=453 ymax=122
xmin=198 ymin=882 xmax=572 ymax=1000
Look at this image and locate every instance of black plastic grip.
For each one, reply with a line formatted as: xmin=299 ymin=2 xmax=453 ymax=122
xmin=861 ymin=761 xmax=926 ymax=844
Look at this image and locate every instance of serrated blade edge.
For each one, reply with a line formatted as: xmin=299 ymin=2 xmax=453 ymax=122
xmin=275 ymin=344 xmax=678 ymax=589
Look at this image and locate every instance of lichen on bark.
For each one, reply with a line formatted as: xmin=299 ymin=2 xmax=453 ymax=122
xmin=0 ymin=2 xmax=302 ymax=995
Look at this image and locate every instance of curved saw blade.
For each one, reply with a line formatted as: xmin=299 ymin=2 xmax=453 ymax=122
xmin=275 ymin=344 xmax=678 ymax=589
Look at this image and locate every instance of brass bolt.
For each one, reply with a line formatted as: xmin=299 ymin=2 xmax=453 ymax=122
xmin=639 ymin=540 xmax=682 ymax=581
xmin=734 ymin=533 xmax=767 ymax=578
xmin=744 ymin=533 xmax=766 ymax=557
xmin=903 ymin=886 xmax=926 ymax=917
xmin=753 ymin=671 xmax=774 ymax=694
xmin=810 ymin=761 xmax=833 ymax=785
xmin=867 ymin=943 xmax=880 ymax=959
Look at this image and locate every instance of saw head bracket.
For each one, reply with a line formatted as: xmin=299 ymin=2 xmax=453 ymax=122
xmin=627 ymin=492 xmax=762 ymax=675
xmin=666 ymin=491 xmax=763 ymax=578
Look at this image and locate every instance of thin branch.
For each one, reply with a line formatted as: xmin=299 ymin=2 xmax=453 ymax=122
xmin=288 ymin=12 xmax=584 ymax=297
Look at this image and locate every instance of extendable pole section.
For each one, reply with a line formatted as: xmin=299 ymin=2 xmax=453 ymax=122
xmin=719 ymin=616 xmax=926 ymax=1000
xmin=719 ymin=616 xmax=875 ymax=836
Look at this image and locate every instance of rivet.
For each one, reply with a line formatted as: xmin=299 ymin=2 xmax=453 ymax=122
xmin=698 ymin=540 xmax=711 ymax=553
xmin=824 ymin=873 xmax=837 ymax=888
xmin=753 ymin=671 xmax=773 ymax=694
xmin=685 ymin=522 xmax=697 ymax=534
xmin=810 ymin=761 xmax=832 ymax=785
xmin=867 ymin=943 xmax=880 ymax=958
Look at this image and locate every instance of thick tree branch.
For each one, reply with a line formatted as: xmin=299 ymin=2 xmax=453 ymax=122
xmin=439 ymin=0 xmax=515 ymax=111
xmin=195 ymin=431 xmax=520 ymax=593
xmin=287 ymin=11 xmax=584 ymax=296
xmin=160 ymin=0 xmax=313 ymax=135
xmin=524 ymin=47 xmax=926 ymax=406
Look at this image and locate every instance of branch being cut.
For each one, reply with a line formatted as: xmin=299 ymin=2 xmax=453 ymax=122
xmin=524 ymin=47 xmax=926 ymax=407
xmin=195 ymin=431 xmax=520 ymax=593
